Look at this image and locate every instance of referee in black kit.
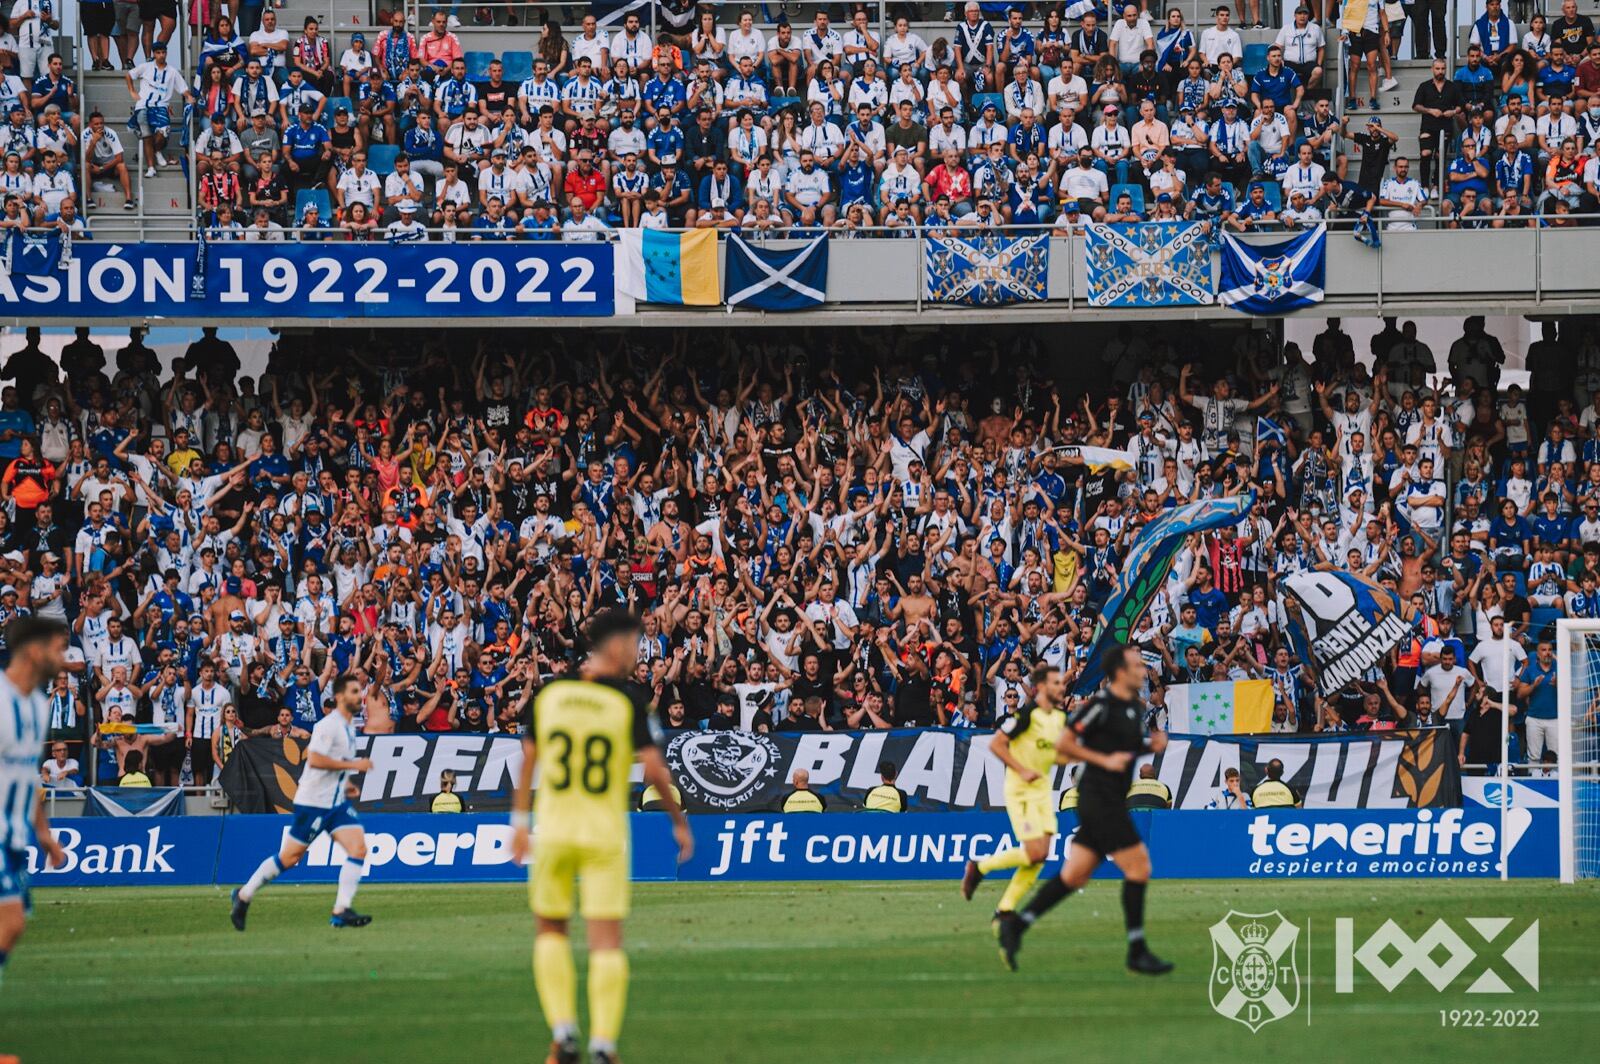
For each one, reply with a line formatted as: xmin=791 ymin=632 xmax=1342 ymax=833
xmin=998 ymin=646 xmax=1174 ymax=975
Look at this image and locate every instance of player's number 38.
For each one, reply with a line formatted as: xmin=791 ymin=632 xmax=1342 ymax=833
xmin=546 ymin=730 xmax=614 ymax=794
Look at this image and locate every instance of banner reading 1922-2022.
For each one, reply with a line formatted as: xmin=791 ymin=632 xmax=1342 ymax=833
xmin=219 ymin=727 xmax=1461 ymax=816
xmin=0 ymin=241 xmax=615 ymax=318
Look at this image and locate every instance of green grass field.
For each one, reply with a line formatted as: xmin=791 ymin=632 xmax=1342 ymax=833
xmin=3 ymin=880 xmax=1597 ymax=1063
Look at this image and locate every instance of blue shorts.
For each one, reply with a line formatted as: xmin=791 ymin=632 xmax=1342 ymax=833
xmin=0 ymin=846 xmax=32 ymax=914
xmin=128 ymin=105 xmax=170 ymax=138
xmin=287 ymin=801 xmax=361 ymax=845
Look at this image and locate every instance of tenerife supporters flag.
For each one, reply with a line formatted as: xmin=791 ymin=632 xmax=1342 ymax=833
xmin=724 ymin=233 xmax=828 ymax=310
xmin=923 ymin=231 xmax=1048 ymax=306
xmin=1074 ymin=491 xmax=1257 ymax=695
xmin=1281 ymin=569 xmax=1410 ymax=697
xmin=1217 ymin=226 xmax=1326 ymax=315
xmin=616 ymin=227 xmax=721 ymax=308
xmin=4 ymin=229 xmax=62 ymax=276
xmin=83 ymin=786 xmax=186 ymax=817
xmin=1164 ymin=680 xmax=1275 ymax=736
xmin=1085 ymin=221 xmax=1213 ymax=307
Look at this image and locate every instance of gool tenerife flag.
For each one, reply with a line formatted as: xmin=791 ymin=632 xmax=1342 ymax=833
xmin=1218 ymin=226 xmax=1326 ymax=315
xmin=616 ymin=228 xmax=721 ymax=308
xmin=1165 ymin=680 xmax=1275 ymax=735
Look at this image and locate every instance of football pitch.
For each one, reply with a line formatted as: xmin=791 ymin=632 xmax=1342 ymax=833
xmin=3 ymin=879 xmax=1596 ymax=1063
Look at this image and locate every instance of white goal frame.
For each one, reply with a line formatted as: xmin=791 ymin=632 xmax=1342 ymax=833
xmin=1554 ymin=619 xmax=1600 ymax=883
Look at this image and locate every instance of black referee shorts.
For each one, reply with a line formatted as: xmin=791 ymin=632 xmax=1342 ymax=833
xmin=1072 ymin=791 xmax=1143 ymax=857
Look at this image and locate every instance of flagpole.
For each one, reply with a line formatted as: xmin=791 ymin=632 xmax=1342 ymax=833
xmin=1499 ymin=636 xmax=1509 ymax=881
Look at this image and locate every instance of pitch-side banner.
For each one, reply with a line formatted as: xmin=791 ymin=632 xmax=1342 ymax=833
xmin=0 ymin=242 xmax=615 ymax=318
xmin=221 ymin=727 xmax=1460 ymax=814
xmin=20 ymin=807 xmax=1556 ymax=885
xmin=1281 ymin=569 xmax=1410 ymax=695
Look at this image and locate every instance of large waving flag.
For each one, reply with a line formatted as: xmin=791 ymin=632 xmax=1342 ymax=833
xmin=1280 ymin=568 xmax=1409 ymax=696
xmin=1085 ymin=221 xmax=1212 ymax=307
xmin=1165 ymin=680 xmax=1275 ymax=735
xmin=617 ymin=228 xmax=721 ymax=307
xmin=924 ymin=232 xmax=1048 ymax=305
xmin=1218 ymin=227 xmax=1326 ymax=315
xmin=1074 ymin=491 xmax=1257 ymax=695
xmin=725 ymin=233 xmax=827 ymax=310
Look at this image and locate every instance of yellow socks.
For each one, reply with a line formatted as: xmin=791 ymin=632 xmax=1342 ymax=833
xmin=587 ymin=949 xmax=629 ymax=1048
xmin=997 ymin=862 xmax=1044 ymax=912
xmin=978 ymin=846 xmax=1032 ymax=875
xmin=533 ymin=933 xmax=578 ymax=1038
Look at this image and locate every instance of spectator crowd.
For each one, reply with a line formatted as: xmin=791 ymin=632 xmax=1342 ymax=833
xmin=7 ymin=1 xmax=1589 ymax=241
xmin=0 ymin=314 xmax=1586 ymax=793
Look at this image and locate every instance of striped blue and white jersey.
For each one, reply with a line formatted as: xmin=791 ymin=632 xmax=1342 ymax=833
xmin=0 ymin=672 xmax=50 ymax=850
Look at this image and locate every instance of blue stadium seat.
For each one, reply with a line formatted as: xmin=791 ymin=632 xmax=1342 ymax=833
xmin=1110 ymin=183 xmax=1145 ymax=214
xmin=296 ymin=188 xmax=332 ymax=223
xmin=771 ymin=95 xmax=802 ymax=113
xmin=325 ymin=96 xmax=353 ymax=119
xmin=1243 ymin=43 xmax=1270 ymax=77
xmin=367 ymin=144 xmax=400 ymax=175
xmin=502 ymin=50 xmax=535 ymax=83
xmin=1511 ymin=570 xmax=1527 ymax=597
xmin=1528 ymin=606 xmax=1561 ymax=642
xmin=465 ymin=50 xmax=495 ymax=81
xmin=1257 ymin=182 xmax=1282 ymax=212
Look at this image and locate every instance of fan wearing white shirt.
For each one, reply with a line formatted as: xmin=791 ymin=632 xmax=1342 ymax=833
xmin=1279 ymin=141 xmax=1325 ymax=200
xmin=1377 ymin=156 xmax=1427 ymax=230
xmin=1198 ymin=11 xmax=1243 ymax=65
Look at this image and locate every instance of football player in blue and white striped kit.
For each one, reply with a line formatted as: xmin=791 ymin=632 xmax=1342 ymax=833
xmin=230 ymin=673 xmax=375 ymax=930
xmin=0 ymin=616 xmax=70 ymax=990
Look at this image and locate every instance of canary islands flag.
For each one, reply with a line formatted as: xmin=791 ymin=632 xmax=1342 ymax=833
xmin=616 ymin=228 xmax=721 ymax=309
xmin=1165 ymin=680 xmax=1275 ymax=736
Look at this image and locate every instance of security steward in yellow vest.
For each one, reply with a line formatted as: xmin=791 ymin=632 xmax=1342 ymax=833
xmin=1249 ymin=757 xmax=1302 ymax=807
xmin=1125 ymin=764 xmax=1172 ymax=809
xmin=863 ymin=760 xmax=909 ymax=812
xmin=431 ymin=769 xmax=464 ymax=812
xmin=781 ymin=768 xmax=826 ymax=812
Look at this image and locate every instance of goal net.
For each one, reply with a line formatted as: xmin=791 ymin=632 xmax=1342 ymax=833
xmin=1555 ymin=620 xmax=1600 ymax=882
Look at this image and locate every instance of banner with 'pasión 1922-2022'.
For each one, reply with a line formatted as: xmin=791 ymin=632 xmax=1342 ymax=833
xmin=0 ymin=242 xmax=615 ymax=318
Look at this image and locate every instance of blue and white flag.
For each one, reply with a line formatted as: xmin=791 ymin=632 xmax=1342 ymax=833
xmin=1255 ymin=415 xmax=1288 ymax=449
xmin=923 ymin=232 xmax=1048 ymax=306
xmin=83 ymin=786 xmax=186 ymax=817
xmin=1218 ymin=226 xmax=1326 ymax=315
xmin=1280 ymin=569 xmax=1408 ymax=696
xmin=1085 ymin=221 xmax=1212 ymax=307
xmin=725 ymin=233 xmax=827 ymax=310
xmin=5 ymin=229 xmax=62 ymax=276
xmin=1074 ymin=491 xmax=1257 ymax=695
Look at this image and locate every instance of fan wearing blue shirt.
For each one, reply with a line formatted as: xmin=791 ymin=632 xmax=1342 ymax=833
xmin=642 ymin=62 xmax=688 ymax=121
xmin=646 ymin=108 xmax=685 ymax=169
xmin=836 ymin=146 xmax=874 ymax=209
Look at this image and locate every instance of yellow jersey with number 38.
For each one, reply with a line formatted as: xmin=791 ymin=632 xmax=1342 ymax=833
xmin=531 ymin=678 xmax=661 ymax=844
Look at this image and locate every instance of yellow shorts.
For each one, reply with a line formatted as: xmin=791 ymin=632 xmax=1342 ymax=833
xmin=529 ymin=836 xmax=631 ymax=921
xmin=1006 ymin=792 xmax=1056 ymax=842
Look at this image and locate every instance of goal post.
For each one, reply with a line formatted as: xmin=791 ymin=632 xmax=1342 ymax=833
xmin=1554 ymin=619 xmax=1600 ymax=883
